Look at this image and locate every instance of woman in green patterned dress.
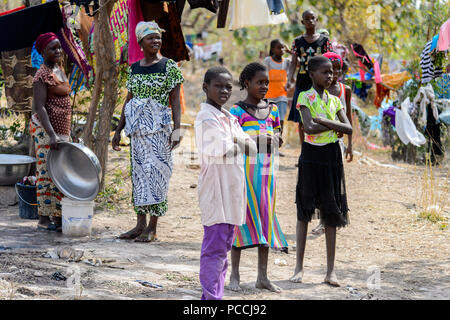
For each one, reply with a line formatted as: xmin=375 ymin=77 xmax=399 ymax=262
xmin=112 ymin=21 xmax=184 ymax=242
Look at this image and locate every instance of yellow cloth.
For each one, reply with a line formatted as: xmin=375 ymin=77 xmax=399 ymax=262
xmin=381 ymin=71 xmax=411 ymax=89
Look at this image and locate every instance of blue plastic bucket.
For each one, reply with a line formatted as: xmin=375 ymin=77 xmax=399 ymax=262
xmin=15 ymin=183 xmax=38 ymax=219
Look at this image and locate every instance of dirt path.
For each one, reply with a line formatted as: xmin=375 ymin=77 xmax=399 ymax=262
xmin=0 ymin=138 xmax=449 ymax=300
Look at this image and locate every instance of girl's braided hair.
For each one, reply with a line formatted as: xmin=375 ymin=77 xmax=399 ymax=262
xmin=239 ymin=62 xmax=267 ymax=90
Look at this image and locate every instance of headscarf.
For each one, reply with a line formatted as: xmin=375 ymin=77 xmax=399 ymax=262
xmin=135 ymin=21 xmax=165 ymax=43
xmin=323 ymin=52 xmax=343 ymax=68
xmin=35 ymin=32 xmax=59 ymax=54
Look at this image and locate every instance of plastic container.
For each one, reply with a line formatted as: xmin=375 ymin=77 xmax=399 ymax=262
xmin=15 ymin=183 xmax=38 ymax=219
xmin=61 ymin=197 xmax=94 ymax=237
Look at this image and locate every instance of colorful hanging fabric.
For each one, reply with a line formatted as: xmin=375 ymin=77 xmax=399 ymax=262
xmin=438 ymin=18 xmax=450 ymax=52
xmin=56 ymin=7 xmax=92 ymax=87
xmin=110 ymin=0 xmax=129 ymax=64
xmin=69 ymin=65 xmax=86 ymax=95
xmin=31 ymin=42 xmax=44 ymax=69
xmin=420 ymin=40 xmax=443 ymax=84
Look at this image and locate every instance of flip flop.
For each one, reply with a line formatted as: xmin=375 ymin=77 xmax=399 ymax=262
xmin=134 ymin=233 xmax=158 ymax=243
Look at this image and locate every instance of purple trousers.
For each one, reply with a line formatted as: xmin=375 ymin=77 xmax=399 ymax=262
xmin=199 ymin=223 xmax=235 ymax=300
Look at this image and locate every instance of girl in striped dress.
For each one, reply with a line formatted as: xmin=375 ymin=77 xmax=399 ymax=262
xmin=228 ymin=63 xmax=288 ymax=293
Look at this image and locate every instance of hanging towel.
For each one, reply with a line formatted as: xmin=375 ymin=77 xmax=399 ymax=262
xmin=438 ymin=18 xmax=450 ymax=52
xmin=420 ymin=40 xmax=443 ymax=84
xmin=0 ymin=1 xmax=63 ymax=52
xmin=229 ymin=0 xmax=288 ymax=30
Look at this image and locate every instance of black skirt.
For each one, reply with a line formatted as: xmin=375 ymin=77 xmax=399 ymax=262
xmin=296 ymin=141 xmax=349 ymax=228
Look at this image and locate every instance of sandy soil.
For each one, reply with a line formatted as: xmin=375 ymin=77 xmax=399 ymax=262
xmin=0 ymin=132 xmax=449 ymax=300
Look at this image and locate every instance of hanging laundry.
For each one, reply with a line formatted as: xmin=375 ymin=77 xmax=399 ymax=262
xmin=266 ymin=0 xmax=285 ymax=14
xmin=413 ymin=83 xmax=439 ymax=127
xmin=109 ymin=0 xmax=129 ymax=64
xmin=420 ymin=40 xmax=443 ymax=84
xmin=229 ymin=0 xmax=288 ymax=30
xmin=430 ymin=34 xmax=439 ymax=52
xmin=437 ymin=18 xmax=450 ymax=52
xmin=31 ymin=42 xmax=44 ymax=69
xmin=381 ymin=71 xmax=411 ymax=89
xmin=69 ymin=65 xmax=87 ymax=94
xmin=217 ymin=0 xmax=230 ymax=28
xmin=202 ymin=41 xmax=222 ymax=60
xmin=435 ymin=73 xmax=450 ymax=99
xmin=395 ymin=98 xmax=426 ymax=146
xmin=57 ymin=6 xmax=93 ymax=85
xmin=351 ymin=81 xmax=371 ymax=101
xmin=0 ymin=1 xmax=63 ymax=52
xmin=128 ymin=0 xmax=189 ymax=65
xmin=382 ymin=105 xmax=396 ymax=127
xmin=374 ymin=83 xmax=390 ymax=108
xmin=69 ymin=0 xmax=100 ymax=17
xmin=0 ymin=48 xmax=34 ymax=112
xmin=187 ymin=0 xmax=218 ymax=13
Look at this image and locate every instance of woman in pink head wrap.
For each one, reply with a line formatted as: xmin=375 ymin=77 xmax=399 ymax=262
xmin=31 ymin=32 xmax=72 ymax=232
xmin=310 ymin=52 xmax=353 ymax=237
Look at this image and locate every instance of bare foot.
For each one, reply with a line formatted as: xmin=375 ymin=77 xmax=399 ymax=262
xmin=290 ymin=269 xmax=304 ymax=283
xmin=118 ymin=227 xmax=145 ymax=239
xmin=324 ymin=271 xmax=340 ymax=287
xmin=256 ymin=278 xmax=282 ymax=293
xmin=134 ymin=231 xmax=158 ymax=243
xmin=227 ymin=274 xmax=242 ymax=292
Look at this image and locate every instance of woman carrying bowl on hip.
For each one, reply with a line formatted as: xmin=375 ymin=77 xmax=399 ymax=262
xmin=31 ymin=33 xmax=71 ymax=232
xmin=112 ymin=21 xmax=183 ymax=242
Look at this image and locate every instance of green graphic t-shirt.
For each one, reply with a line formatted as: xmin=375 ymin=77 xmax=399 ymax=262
xmin=296 ymin=87 xmax=344 ymax=145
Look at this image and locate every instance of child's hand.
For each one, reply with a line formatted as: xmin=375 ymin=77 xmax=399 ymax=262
xmin=337 ymin=132 xmax=344 ymax=138
xmin=345 ymin=144 xmax=353 ymax=162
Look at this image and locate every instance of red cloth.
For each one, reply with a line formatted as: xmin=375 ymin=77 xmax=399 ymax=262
xmin=35 ymin=32 xmax=58 ymax=54
xmin=0 ymin=5 xmax=25 ymax=16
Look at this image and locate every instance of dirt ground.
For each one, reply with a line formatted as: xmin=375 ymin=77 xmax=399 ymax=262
xmin=0 ymin=130 xmax=449 ymax=300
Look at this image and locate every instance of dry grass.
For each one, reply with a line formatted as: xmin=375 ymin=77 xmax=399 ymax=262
xmin=418 ymin=155 xmax=449 ymax=229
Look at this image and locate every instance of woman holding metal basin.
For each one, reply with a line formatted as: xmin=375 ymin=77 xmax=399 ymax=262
xmin=30 ymin=33 xmax=71 ymax=232
xmin=112 ymin=21 xmax=183 ymax=242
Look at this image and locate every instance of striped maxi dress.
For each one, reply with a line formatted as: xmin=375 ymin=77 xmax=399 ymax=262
xmin=230 ymin=102 xmax=288 ymax=252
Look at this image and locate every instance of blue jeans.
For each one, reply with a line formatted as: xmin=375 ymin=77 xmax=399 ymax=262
xmin=267 ymin=0 xmax=284 ymax=14
xmin=273 ymin=100 xmax=288 ymax=122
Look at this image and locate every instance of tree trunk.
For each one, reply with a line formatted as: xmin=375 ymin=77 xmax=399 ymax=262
xmin=93 ymin=0 xmax=118 ymax=191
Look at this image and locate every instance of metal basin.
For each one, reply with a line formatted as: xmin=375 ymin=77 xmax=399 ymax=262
xmin=47 ymin=142 xmax=102 ymax=201
xmin=0 ymin=154 xmax=37 ymax=186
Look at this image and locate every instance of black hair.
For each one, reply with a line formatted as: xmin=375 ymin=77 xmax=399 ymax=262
xmin=203 ymin=66 xmax=232 ymax=84
xmin=302 ymin=9 xmax=316 ymax=19
xmin=269 ymin=39 xmax=282 ymax=56
xmin=239 ymin=62 xmax=267 ymax=90
xmin=307 ymin=56 xmax=331 ymax=72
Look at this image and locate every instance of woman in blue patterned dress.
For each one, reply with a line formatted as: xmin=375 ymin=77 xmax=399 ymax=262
xmin=112 ymin=21 xmax=184 ymax=242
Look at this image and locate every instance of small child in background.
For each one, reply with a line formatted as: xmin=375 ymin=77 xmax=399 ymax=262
xmin=195 ymin=66 xmax=257 ymax=300
xmin=291 ymin=56 xmax=352 ymax=287
xmin=228 ymin=62 xmax=289 ymax=293
xmin=263 ymin=39 xmax=290 ymax=133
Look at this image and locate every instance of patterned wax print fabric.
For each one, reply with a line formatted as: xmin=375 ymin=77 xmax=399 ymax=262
xmin=125 ymin=58 xmax=183 ymax=216
xmin=33 ymin=65 xmax=72 ymax=136
xmin=435 ymin=74 xmax=450 ymax=99
xmin=230 ymin=102 xmax=288 ymax=252
xmin=30 ymin=121 xmax=68 ymax=218
xmin=297 ymin=87 xmax=344 ymax=146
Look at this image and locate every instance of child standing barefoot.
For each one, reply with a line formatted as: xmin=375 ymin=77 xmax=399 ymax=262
xmin=290 ymin=56 xmax=352 ymax=286
xmin=195 ymin=67 xmax=257 ymax=300
xmin=311 ymin=52 xmax=353 ymax=236
xmin=228 ymin=63 xmax=289 ymax=293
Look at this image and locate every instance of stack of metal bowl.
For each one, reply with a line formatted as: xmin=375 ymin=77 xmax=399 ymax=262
xmin=47 ymin=142 xmax=102 ymax=201
xmin=0 ymin=154 xmax=37 ymax=186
